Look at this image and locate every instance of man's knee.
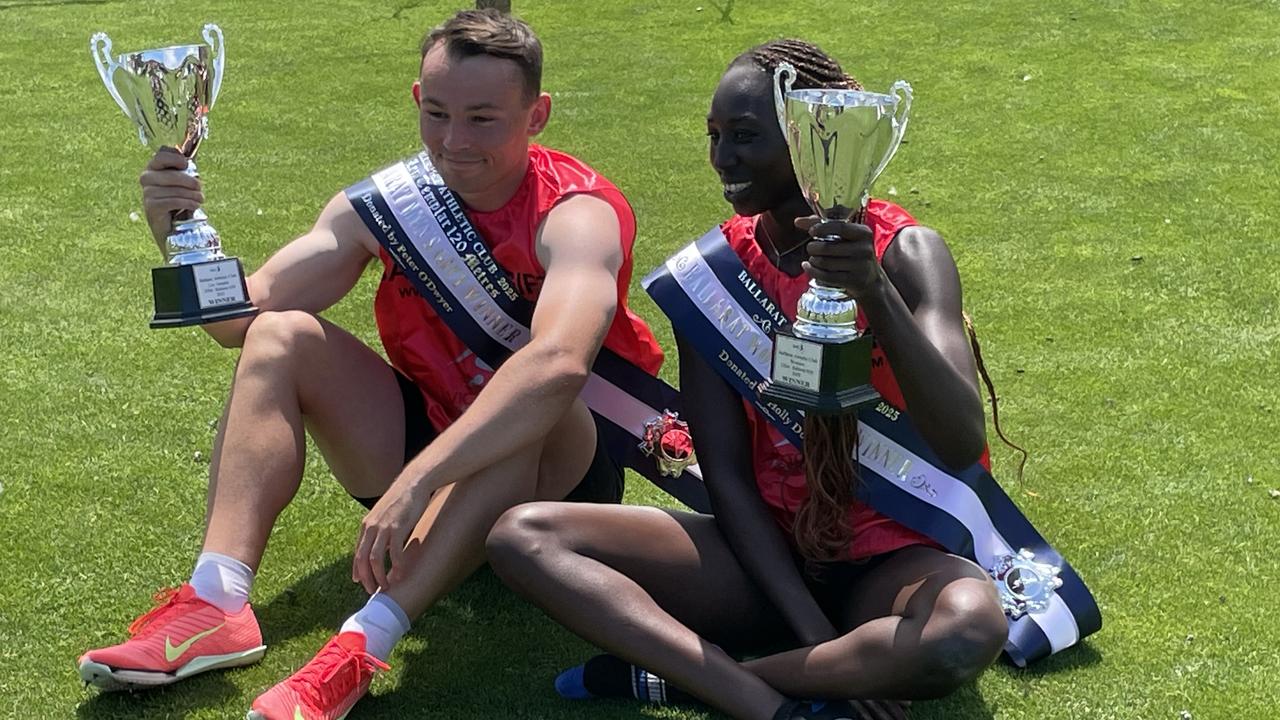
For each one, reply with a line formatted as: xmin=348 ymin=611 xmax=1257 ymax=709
xmin=240 ymin=310 xmax=325 ymax=366
xmin=485 ymin=503 xmax=571 ymax=578
xmin=921 ymin=579 xmax=1008 ymax=692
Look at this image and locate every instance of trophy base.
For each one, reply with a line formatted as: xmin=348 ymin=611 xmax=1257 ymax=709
xmin=759 ymin=331 xmax=882 ymax=415
xmin=151 ymin=257 xmax=258 ymax=329
xmin=759 ymin=378 xmax=881 ymax=415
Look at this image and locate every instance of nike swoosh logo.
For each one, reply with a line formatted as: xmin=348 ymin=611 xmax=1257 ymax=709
xmin=163 ymin=622 xmax=226 ymax=662
xmin=294 ymin=707 xmax=306 ymax=720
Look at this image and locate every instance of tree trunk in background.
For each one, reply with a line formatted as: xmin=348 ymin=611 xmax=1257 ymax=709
xmin=476 ymin=0 xmax=511 ymax=11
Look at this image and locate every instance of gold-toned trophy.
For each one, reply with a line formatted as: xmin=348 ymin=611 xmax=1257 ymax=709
xmin=91 ymin=24 xmax=257 ymax=328
xmin=759 ymin=62 xmax=912 ymax=414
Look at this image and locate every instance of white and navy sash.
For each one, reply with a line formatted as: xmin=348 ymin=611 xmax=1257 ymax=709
xmin=344 ymin=154 xmax=709 ymax=513
xmin=642 ymin=226 xmax=1101 ymax=666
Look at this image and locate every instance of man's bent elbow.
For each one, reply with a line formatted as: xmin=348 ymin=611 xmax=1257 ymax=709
xmin=531 ymin=343 xmax=594 ymax=393
xmin=204 ymin=277 xmax=266 ymax=348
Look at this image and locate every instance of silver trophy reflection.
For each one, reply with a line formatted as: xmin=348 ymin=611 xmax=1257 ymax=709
xmin=91 ymin=24 xmax=256 ymax=328
xmin=759 ymin=62 xmax=912 ymax=413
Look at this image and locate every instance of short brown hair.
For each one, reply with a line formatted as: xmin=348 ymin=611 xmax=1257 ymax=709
xmin=421 ymin=9 xmax=543 ymax=102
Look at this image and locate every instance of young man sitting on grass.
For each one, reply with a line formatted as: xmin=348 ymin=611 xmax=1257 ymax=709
xmin=77 ymin=10 xmax=664 ymax=720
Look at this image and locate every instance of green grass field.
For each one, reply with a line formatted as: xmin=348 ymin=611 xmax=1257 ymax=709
xmin=2 ymin=0 xmax=1278 ymax=718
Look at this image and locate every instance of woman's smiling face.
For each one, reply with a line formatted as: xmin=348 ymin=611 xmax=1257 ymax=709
xmin=706 ymin=61 xmax=804 ymax=218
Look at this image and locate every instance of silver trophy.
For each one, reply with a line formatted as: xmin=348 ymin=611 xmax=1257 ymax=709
xmin=91 ymin=24 xmax=256 ymax=328
xmin=759 ymin=62 xmax=912 ymax=413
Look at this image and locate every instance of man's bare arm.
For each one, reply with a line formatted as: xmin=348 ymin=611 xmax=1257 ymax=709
xmin=397 ymin=192 xmax=621 ymax=492
xmin=352 ymin=192 xmax=624 ymax=590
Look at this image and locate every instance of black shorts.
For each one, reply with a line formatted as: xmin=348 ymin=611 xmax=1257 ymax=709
xmin=350 ymin=371 xmax=624 ymax=509
xmin=803 ymin=550 xmax=903 ymax=619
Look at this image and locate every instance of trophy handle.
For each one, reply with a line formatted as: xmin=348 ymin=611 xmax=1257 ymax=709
xmin=871 ymin=80 xmax=913 ymax=186
xmin=773 ymin=62 xmax=797 ymax=138
xmin=202 ymin=23 xmax=225 ymax=108
xmin=90 ymin=32 xmax=131 ymax=119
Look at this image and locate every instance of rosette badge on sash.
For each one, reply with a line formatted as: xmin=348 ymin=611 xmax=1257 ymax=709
xmin=638 ymin=411 xmax=696 ymax=478
xmin=759 ymin=62 xmax=912 ymax=414
xmin=90 ymin=25 xmax=257 ymax=328
xmin=990 ymin=549 xmax=1064 ymax=620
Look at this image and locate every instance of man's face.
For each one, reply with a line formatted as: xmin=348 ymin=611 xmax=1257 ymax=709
xmin=707 ymin=62 xmax=801 ymax=217
xmin=415 ymin=44 xmax=548 ymax=202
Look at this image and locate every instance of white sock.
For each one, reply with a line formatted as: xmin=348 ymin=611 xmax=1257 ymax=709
xmin=189 ymin=551 xmax=254 ymax=614
xmin=339 ymin=592 xmax=411 ymax=661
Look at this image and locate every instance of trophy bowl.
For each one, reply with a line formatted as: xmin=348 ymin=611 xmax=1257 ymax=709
xmin=778 ymin=85 xmax=911 ymax=224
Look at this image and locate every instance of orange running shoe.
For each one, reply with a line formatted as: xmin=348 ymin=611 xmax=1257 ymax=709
xmin=78 ymin=584 xmax=266 ymax=691
xmin=246 ymin=632 xmax=388 ymax=720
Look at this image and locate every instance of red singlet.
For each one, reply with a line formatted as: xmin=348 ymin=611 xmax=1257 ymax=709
xmin=723 ymin=201 xmax=966 ymax=560
xmin=373 ymin=144 xmax=664 ymax=432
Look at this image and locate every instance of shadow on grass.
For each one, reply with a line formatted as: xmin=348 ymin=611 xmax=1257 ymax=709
xmin=73 ymin=560 xmax=607 ymax=718
xmin=360 ymin=567 xmax=1011 ymax=719
xmin=74 ymin=672 xmax=242 ymax=720
xmin=74 ymin=561 xmax=1089 ymax=719
xmin=912 ymin=683 xmax=994 ymax=720
xmin=253 ymin=558 xmax=371 ymax=645
xmin=909 ymin=643 xmax=1104 ymax=720
xmin=1007 ymin=640 xmax=1103 ymax=676
xmin=356 ymin=567 xmax=614 ymax=718
xmin=883 ymin=645 xmax=1106 ymax=720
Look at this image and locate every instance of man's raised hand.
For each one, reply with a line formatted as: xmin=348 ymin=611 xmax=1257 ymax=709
xmin=138 ymin=147 xmax=203 ymax=255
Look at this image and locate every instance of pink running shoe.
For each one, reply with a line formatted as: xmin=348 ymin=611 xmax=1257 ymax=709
xmin=247 ymin=632 xmax=388 ymax=720
xmin=78 ymin=584 xmax=266 ymax=691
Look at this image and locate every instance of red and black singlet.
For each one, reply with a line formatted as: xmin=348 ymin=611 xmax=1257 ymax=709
xmin=373 ymin=144 xmax=664 ymax=433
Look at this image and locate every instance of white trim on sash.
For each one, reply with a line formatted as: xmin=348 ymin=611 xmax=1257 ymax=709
xmin=372 ymin=163 xmax=531 ymax=350
xmin=666 ymin=240 xmax=774 ymax=378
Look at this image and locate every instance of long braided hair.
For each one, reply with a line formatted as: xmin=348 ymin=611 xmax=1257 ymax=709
xmin=735 ymin=40 xmax=1029 ymax=567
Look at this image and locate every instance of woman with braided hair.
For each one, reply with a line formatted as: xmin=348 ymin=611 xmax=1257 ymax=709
xmin=486 ymin=39 xmax=1009 ymax=720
